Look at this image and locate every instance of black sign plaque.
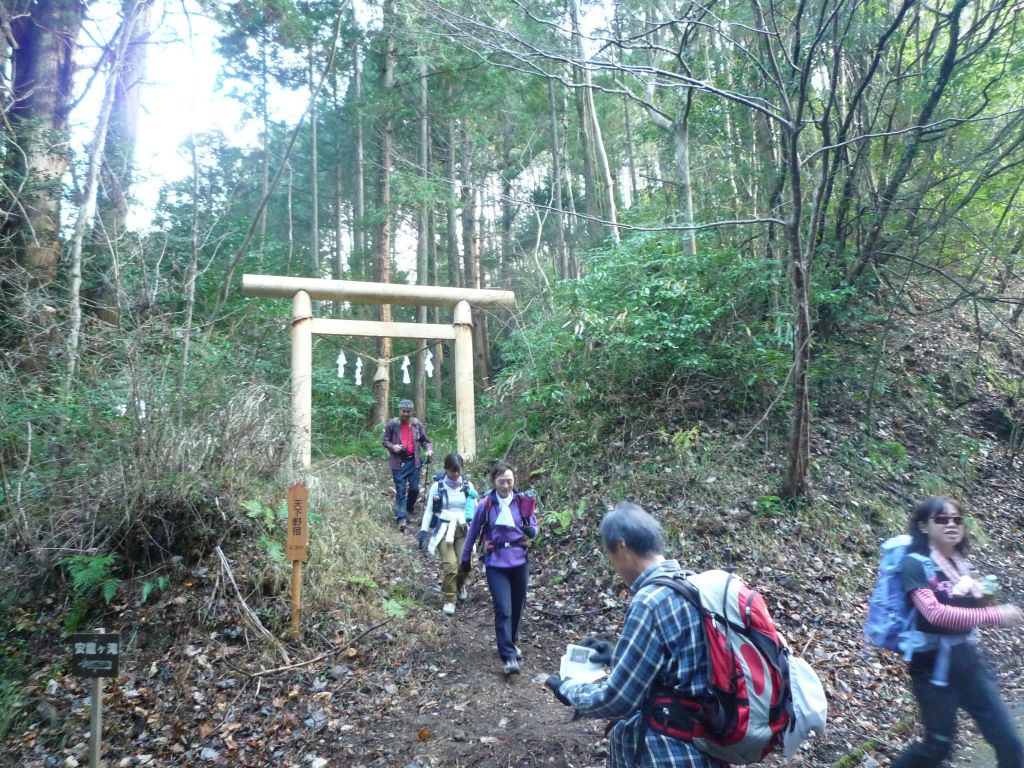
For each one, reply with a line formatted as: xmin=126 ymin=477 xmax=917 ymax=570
xmin=71 ymin=632 xmax=121 ymax=677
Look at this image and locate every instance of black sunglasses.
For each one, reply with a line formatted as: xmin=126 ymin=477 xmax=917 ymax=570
xmin=931 ymin=515 xmax=964 ymax=526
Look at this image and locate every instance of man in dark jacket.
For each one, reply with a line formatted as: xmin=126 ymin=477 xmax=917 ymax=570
xmin=381 ymin=399 xmax=432 ymax=532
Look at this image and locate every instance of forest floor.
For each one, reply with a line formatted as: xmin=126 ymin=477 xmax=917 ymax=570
xmin=6 ymin=448 xmax=1024 ymax=768
xmin=4 ymin=315 xmax=1024 ymax=768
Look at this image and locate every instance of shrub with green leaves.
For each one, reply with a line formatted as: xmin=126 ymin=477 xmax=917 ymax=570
xmin=501 ymin=235 xmax=791 ymax=420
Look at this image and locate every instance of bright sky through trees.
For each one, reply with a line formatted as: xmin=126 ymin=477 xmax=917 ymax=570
xmin=70 ymin=0 xmax=614 ymax=233
xmin=72 ymin=0 xmax=309 ymax=229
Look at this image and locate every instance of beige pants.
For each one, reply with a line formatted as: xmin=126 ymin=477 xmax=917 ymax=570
xmin=437 ymin=522 xmax=468 ymax=604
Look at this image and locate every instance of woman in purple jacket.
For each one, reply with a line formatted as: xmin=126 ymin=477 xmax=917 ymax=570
xmin=461 ymin=461 xmax=539 ymax=675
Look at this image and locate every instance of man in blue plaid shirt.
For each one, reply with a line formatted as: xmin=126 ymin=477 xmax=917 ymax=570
xmin=545 ymin=502 xmax=715 ymax=768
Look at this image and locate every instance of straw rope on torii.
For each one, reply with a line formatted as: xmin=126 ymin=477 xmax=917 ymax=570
xmin=241 ymin=274 xmax=516 ymax=468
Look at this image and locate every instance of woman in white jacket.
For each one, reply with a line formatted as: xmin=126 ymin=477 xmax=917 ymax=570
xmin=418 ymin=453 xmax=477 ymax=615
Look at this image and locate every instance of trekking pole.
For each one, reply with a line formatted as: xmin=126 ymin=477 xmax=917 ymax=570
xmin=418 ymin=453 xmax=432 ymax=512
xmin=417 ymin=450 xmax=430 ymax=499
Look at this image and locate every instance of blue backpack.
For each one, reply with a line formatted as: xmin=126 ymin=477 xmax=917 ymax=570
xmin=864 ymin=534 xmax=935 ymax=659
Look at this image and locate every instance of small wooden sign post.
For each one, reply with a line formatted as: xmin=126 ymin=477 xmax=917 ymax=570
xmin=287 ymin=482 xmax=309 ymax=635
xmin=71 ymin=630 xmax=120 ymax=768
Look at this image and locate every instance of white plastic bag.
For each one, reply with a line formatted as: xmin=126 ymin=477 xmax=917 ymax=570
xmin=783 ymin=655 xmax=828 ymax=758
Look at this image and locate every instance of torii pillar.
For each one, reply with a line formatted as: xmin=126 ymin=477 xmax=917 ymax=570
xmin=241 ymin=275 xmax=516 ymax=467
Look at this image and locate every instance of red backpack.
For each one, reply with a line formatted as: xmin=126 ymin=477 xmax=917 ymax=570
xmin=645 ymin=570 xmax=792 ymax=764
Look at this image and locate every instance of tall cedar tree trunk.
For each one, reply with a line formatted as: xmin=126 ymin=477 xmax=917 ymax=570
xmin=309 ymin=53 xmax=320 ymax=280
xmin=611 ymin=15 xmax=637 ymax=208
xmin=5 ymin=0 xmax=85 ymax=283
xmin=352 ymin=36 xmax=367 ymax=320
xmin=460 ymin=133 xmax=488 ymax=386
xmin=561 ymin=88 xmax=579 ymax=279
xmin=585 ymin=85 xmax=617 ymax=244
xmin=259 ymin=40 xmax=269 ymax=257
xmin=370 ymin=0 xmax=395 ymax=426
xmin=673 ymin=93 xmax=696 ymax=256
xmin=93 ymin=0 xmax=152 ymax=327
xmin=567 ymin=0 xmax=599 ymax=245
xmin=500 ymin=117 xmax=513 ymax=286
xmin=782 ymin=120 xmax=810 ymax=498
xmin=66 ymin=0 xmax=142 ymax=393
xmin=760 ymin=112 xmax=785 ymax=319
xmin=429 ymin=210 xmax=443 ymax=396
xmin=442 ymin=95 xmax=459 ymax=390
xmin=181 ymin=135 xmax=201 ymax=383
xmin=333 ymin=158 xmax=344 ymax=311
xmin=643 ymin=24 xmax=698 ymax=257
xmin=481 ymin=194 xmax=494 ymax=377
xmin=460 ymin=126 xmax=475 ymax=291
xmin=547 ymin=79 xmax=567 ymax=279
xmin=463 ymin=150 xmax=484 ymax=383
xmin=707 ymin=35 xmax=742 ymax=225
xmin=414 ymin=49 xmax=428 ymax=421
xmin=620 ymin=83 xmax=638 ymax=210
xmin=446 ymin=107 xmax=461 ymax=288
xmin=567 ymin=0 xmax=617 ymax=244
xmin=332 ymin=61 xmax=344 ymax=316
xmin=287 ymin=162 xmax=294 ymax=267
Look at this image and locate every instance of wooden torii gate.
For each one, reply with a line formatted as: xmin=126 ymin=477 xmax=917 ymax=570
xmin=241 ymin=274 xmax=517 ymax=468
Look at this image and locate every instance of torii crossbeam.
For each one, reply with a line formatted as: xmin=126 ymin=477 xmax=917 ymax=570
xmin=241 ymin=275 xmax=517 ymax=467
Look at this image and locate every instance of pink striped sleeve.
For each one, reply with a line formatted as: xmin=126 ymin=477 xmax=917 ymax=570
xmin=910 ymin=589 xmax=1003 ymax=630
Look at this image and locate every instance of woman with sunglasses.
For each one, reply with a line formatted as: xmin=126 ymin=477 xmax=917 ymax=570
xmin=892 ymin=496 xmax=1024 ymax=768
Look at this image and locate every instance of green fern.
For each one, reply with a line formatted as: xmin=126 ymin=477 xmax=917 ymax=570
xmin=257 ymin=535 xmax=286 ymax=564
xmin=60 ymin=554 xmax=118 ymax=603
xmin=542 ymin=499 xmax=584 ymax=535
xmin=58 ymin=554 xmax=119 ymax=631
xmin=242 ymin=499 xmax=278 ymax=530
xmin=140 ymin=575 xmax=169 ymax=604
xmin=380 ymin=598 xmax=407 ymax=619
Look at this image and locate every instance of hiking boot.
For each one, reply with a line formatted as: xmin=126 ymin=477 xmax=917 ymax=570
xmin=397 ymin=519 xmax=407 ymax=533
xmin=442 ymin=603 xmax=455 ymax=616
xmin=503 ymin=659 xmax=520 ymax=676
xmin=457 ymin=586 xmax=468 ymax=601
xmin=514 ymin=645 xmax=524 ymax=661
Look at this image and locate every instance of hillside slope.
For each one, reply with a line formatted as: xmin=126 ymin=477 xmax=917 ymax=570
xmin=3 ymin=313 xmax=1023 ymax=768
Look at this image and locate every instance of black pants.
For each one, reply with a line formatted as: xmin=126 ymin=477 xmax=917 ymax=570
xmin=486 ymin=562 xmax=529 ymax=663
xmin=892 ymin=645 xmax=1024 ymax=768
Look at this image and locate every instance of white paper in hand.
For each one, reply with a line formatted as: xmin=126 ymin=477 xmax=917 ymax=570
xmin=559 ymin=644 xmax=607 ymax=683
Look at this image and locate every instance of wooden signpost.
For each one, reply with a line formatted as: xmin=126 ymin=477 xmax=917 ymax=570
xmin=287 ymin=482 xmax=309 ymax=634
xmin=71 ymin=630 xmax=120 ymax=767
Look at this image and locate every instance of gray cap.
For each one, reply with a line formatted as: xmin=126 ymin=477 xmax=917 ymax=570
xmin=398 ymin=399 xmax=415 ymax=409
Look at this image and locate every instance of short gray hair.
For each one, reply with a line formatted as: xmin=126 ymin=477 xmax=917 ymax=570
xmin=600 ymin=502 xmax=665 ymax=557
xmin=398 ymin=399 xmax=414 ymax=409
